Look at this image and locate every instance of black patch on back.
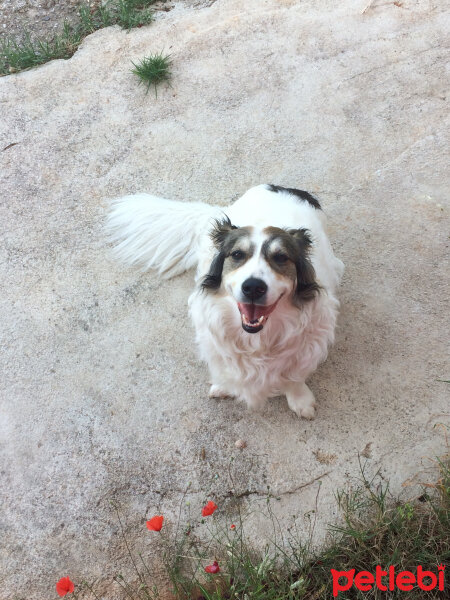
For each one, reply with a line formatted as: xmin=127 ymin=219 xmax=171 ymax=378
xmin=266 ymin=184 xmax=321 ymax=210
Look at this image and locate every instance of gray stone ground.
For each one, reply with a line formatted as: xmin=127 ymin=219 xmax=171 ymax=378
xmin=0 ymin=0 xmax=449 ymax=598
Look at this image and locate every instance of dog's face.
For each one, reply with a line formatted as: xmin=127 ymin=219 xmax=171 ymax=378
xmin=202 ymin=218 xmax=320 ymax=333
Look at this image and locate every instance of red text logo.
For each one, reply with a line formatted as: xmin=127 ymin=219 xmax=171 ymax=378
xmin=331 ymin=564 xmax=445 ymax=597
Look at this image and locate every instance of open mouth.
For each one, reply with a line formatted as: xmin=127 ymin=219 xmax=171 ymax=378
xmin=237 ymin=296 xmax=282 ymax=333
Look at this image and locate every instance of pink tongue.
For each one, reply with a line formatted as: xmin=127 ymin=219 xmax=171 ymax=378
xmin=238 ymin=303 xmax=268 ymax=322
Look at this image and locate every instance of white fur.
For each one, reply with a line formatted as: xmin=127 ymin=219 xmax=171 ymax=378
xmin=107 ymin=185 xmax=344 ymax=418
xmin=107 ymin=194 xmax=223 ymax=278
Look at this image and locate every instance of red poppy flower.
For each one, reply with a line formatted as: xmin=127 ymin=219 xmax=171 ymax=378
xmin=202 ymin=501 xmax=218 ymax=517
xmin=230 ymin=524 xmax=236 ymax=530
xmin=204 ymin=561 xmax=220 ymax=574
xmin=56 ymin=577 xmax=74 ymax=597
xmin=146 ymin=515 xmax=164 ymax=531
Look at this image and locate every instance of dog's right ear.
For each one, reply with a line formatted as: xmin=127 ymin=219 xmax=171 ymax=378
xmin=201 ymin=216 xmax=237 ymax=292
xmin=201 ymin=251 xmax=226 ymax=291
xmin=210 ymin=216 xmax=237 ymax=249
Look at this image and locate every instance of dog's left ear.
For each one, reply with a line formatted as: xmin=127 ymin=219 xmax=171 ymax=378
xmin=201 ymin=216 xmax=237 ymax=292
xmin=287 ymin=228 xmax=321 ymax=304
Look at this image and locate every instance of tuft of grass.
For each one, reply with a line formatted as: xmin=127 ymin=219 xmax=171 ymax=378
xmin=0 ymin=0 xmax=157 ymax=75
xmin=0 ymin=30 xmax=75 ymax=73
xmin=116 ymin=0 xmax=155 ymax=30
xmin=131 ymin=52 xmax=171 ymax=95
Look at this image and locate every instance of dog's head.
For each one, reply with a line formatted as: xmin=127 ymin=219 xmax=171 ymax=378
xmin=201 ymin=217 xmax=320 ymax=333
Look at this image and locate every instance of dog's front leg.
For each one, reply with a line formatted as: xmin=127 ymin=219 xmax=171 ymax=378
xmin=285 ymin=382 xmax=316 ymax=420
xmin=209 ymin=384 xmax=234 ymax=399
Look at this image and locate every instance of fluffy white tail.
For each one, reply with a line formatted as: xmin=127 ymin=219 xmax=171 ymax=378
xmin=106 ymin=193 xmax=222 ymax=278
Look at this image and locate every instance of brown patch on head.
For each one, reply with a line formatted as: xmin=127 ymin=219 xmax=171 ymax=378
xmin=202 ymin=218 xmax=254 ymax=292
xmin=262 ymin=226 xmax=320 ymax=304
xmin=262 ymin=227 xmax=299 ymax=282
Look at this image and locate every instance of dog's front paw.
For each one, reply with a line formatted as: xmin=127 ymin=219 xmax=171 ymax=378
xmin=286 ymin=383 xmax=316 ymax=420
xmin=296 ymin=403 xmax=316 ymax=420
xmin=209 ymin=384 xmax=233 ymax=399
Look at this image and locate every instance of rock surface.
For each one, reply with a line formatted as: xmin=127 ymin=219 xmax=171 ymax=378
xmin=0 ymin=0 xmax=449 ymax=598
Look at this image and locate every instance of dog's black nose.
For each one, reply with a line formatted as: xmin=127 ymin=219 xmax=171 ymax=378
xmin=241 ymin=278 xmax=267 ymax=300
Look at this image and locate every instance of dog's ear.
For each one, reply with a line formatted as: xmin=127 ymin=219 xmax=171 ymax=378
xmin=201 ymin=251 xmax=226 ymax=291
xmin=287 ymin=228 xmax=321 ymax=304
xmin=202 ymin=216 xmax=237 ymax=292
xmin=210 ymin=216 xmax=237 ymax=249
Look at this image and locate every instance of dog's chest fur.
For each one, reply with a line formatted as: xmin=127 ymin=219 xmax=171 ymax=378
xmin=189 ymin=287 xmax=338 ymax=399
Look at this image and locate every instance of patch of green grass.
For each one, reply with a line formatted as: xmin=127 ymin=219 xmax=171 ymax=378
xmin=0 ymin=0 xmax=157 ymax=76
xmin=131 ymin=52 xmax=171 ymax=94
xmin=105 ymin=455 xmax=449 ymax=600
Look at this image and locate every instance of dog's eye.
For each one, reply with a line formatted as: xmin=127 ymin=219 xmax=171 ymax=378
xmin=273 ymin=253 xmax=289 ymax=264
xmin=231 ymin=250 xmax=246 ymax=261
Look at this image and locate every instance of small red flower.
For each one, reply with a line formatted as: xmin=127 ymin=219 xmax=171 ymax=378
xmin=230 ymin=524 xmax=236 ymax=530
xmin=56 ymin=577 xmax=74 ymax=597
xmin=202 ymin=501 xmax=218 ymax=517
xmin=204 ymin=561 xmax=220 ymax=574
xmin=146 ymin=515 xmax=164 ymax=531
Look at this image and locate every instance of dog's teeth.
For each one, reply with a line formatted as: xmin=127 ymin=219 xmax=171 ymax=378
xmin=241 ymin=311 xmax=266 ymax=328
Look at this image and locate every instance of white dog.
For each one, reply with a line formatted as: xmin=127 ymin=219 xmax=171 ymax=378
xmin=107 ymin=184 xmax=344 ymax=419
